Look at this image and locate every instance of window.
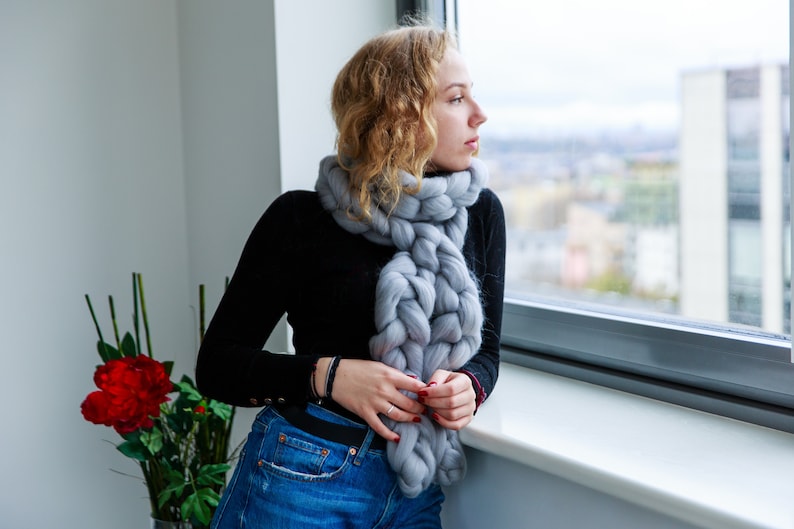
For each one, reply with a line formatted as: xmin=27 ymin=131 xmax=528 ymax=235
xmin=452 ymin=0 xmax=794 ymax=431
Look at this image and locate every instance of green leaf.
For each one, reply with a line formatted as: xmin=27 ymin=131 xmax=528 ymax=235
xmin=196 ymin=474 xmax=225 ymax=487
xmin=162 ymin=360 xmax=174 ymax=377
xmin=182 ymin=489 xmax=215 ymax=525
xmin=196 ymin=463 xmax=230 ymax=487
xmin=96 ymin=342 xmax=110 ymax=363
xmin=163 ymin=480 xmax=186 ymax=498
xmin=140 ymin=428 xmax=164 ymax=455
xmin=120 ymin=332 xmax=138 ymax=358
xmin=197 ymin=487 xmax=221 ymax=507
xmin=97 ymin=340 xmax=121 ymax=362
xmin=179 ymin=374 xmax=197 ymax=387
xmin=163 ymin=467 xmax=185 ymax=485
xmin=196 ymin=463 xmax=231 ymax=486
xmin=157 ymin=488 xmax=173 ymax=509
xmin=117 ymin=439 xmax=148 ymax=461
xmin=208 ymin=400 xmax=233 ymax=421
xmin=199 ymin=463 xmax=230 ymax=476
xmin=157 ymin=468 xmax=187 ymax=510
xmin=175 ymin=380 xmax=203 ymax=402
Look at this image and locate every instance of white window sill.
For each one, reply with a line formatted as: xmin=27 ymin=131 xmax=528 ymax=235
xmin=461 ymin=363 xmax=794 ymax=529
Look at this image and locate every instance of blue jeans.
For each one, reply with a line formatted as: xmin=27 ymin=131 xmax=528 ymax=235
xmin=211 ymin=403 xmax=444 ymax=529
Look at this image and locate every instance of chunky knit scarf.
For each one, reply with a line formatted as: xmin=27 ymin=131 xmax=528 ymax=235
xmin=315 ymin=155 xmax=487 ymax=497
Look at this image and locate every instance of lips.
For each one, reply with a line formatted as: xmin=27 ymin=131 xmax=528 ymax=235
xmin=465 ymin=135 xmax=480 ymax=150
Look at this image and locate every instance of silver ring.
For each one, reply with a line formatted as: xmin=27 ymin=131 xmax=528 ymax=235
xmin=385 ymin=404 xmax=396 ymax=417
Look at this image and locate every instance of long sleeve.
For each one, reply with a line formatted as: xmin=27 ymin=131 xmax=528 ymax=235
xmin=458 ymin=188 xmax=506 ymax=405
xmin=195 ymin=192 xmax=316 ymax=407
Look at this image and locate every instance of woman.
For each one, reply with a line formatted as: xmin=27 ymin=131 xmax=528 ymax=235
xmin=197 ymin=22 xmax=505 ymax=529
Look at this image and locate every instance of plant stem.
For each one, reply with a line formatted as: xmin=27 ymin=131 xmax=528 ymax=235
xmin=85 ymin=294 xmax=110 ymax=360
xmin=133 ymin=272 xmax=141 ymax=356
xmin=108 ymin=295 xmax=122 ymax=351
xmin=140 ymin=459 xmax=168 ymax=521
xmin=199 ymin=284 xmax=206 ymax=343
xmin=136 ymin=273 xmax=153 ymax=357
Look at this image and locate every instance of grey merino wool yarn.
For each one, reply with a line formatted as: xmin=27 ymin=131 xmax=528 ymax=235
xmin=316 ymin=155 xmax=487 ymax=497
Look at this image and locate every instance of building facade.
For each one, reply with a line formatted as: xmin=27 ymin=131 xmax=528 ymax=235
xmin=680 ymin=64 xmax=790 ymax=333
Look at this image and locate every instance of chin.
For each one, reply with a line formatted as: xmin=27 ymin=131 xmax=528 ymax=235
xmin=432 ymin=158 xmax=472 ymax=173
xmin=451 ymin=159 xmax=473 ymax=171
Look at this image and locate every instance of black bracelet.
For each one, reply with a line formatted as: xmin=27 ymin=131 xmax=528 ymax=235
xmin=325 ymin=356 xmax=342 ymax=401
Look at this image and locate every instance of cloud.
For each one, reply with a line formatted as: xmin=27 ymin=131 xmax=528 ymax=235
xmin=458 ymin=0 xmax=788 ymax=135
xmin=482 ymin=101 xmax=679 ymax=136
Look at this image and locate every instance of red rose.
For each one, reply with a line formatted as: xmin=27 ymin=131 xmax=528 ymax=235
xmin=81 ymin=355 xmax=173 ymax=435
xmin=194 ymin=405 xmax=206 ymax=414
xmin=80 ymin=390 xmax=113 ymax=426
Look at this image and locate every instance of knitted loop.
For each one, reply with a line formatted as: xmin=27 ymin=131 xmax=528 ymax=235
xmin=316 ymin=155 xmax=487 ymax=497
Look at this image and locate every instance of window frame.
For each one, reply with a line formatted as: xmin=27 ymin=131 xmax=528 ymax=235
xmin=429 ymin=0 xmax=794 ymax=433
xmin=500 ymin=296 xmax=794 ymax=432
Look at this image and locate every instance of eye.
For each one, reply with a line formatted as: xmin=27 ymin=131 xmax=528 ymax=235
xmin=449 ymin=95 xmax=464 ymax=104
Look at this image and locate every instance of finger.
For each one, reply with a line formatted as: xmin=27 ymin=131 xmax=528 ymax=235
xmin=433 ymin=398 xmax=475 ymax=421
xmin=419 ymin=374 xmax=472 ymax=408
xmin=423 ymin=369 xmax=473 ymax=399
xmin=362 ymin=411 xmax=401 ymax=443
xmin=435 ymin=384 xmax=475 ymax=407
xmin=419 ymin=392 xmax=459 ymax=411
xmin=417 ymin=384 xmax=460 ymax=409
xmin=425 ymin=369 xmax=452 ymax=389
xmin=431 ymin=409 xmax=473 ymax=431
xmin=391 ymin=392 xmax=426 ymax=415
xmin=432 ymin=371 xmax=472 ymax=394
xmin=382 ymin=400 xmax=424 ymax=424
xmin=394 ymin=372 xmax=429 ymax=395
xmin=431 ymin=394 xmax=476 ymax=425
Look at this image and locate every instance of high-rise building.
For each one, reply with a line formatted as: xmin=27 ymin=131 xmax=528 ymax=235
xmin=680 ymin=64 xmax=790 ymax=333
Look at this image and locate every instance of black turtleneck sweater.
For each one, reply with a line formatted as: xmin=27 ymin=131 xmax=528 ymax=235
xmin=196 ymin=187 xmax=506 ymax=415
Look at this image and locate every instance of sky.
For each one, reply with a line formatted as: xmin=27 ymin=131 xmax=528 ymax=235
xmin=457 ymin=0 xmax=789 ymax=136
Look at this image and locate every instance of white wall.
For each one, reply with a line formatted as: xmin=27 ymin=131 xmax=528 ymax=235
xmin=179 ymin=0 xmax=283 ymax=318
xmin=0 ymin=2 xmax=191 ymax=528
xmin=273 ymin=1 xmax=394 ymax=191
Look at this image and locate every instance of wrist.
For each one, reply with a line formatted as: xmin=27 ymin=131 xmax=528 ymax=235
xmin=458 ymin=369 xmax=486 ymax=412
xmin=313 ymin=357 xmax=333 ymax=398
xmin=324 ymin=356 xmax=342 ymax=401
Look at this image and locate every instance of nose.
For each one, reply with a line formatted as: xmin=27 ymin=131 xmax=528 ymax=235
xmin=470 ymin=100 xmax=487 ymax=127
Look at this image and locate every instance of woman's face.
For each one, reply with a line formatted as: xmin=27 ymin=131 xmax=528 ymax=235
xmin=429 ymin=48 xmax=487 ymax=172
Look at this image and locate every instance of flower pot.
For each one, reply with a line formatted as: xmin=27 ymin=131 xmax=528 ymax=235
xmin=150 ymin=518 xmax=193 ymax=529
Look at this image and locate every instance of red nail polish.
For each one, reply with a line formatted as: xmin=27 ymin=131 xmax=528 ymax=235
xmin=394 ymin=436 xmax=401 ymax=443
xmin=413 ymin=416 xmax=421 ymax=423
xmin=408 ymin=375 xmax=418 ymax=379
xmin=418 ymin=390 xmax=428 ymax=396
xmin=418 ymin=396 xmax=425 ymax=404
xmin=432 ymin=413 xmax=440 ymax=421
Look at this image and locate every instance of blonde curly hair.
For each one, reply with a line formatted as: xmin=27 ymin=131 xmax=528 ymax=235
xmin=331 ymin=25 xmax=456 ymax=219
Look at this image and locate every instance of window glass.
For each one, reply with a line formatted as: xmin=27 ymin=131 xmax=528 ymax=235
xmin=458 ymin=0 xmax=791 ymax=335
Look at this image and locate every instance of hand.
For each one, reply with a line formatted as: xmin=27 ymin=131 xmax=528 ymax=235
xmin=317 ymin=358 xmax=427 ymax=442
xmin=417 ymin=370 xmax=476 ymax=430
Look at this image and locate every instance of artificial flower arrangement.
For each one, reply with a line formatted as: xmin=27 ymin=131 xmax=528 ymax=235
xmin=81 ymin=273 xmax=237 ymax=528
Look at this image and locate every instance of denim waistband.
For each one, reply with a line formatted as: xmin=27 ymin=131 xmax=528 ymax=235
xmin=275 ymin=403 xmax=387 ymax=452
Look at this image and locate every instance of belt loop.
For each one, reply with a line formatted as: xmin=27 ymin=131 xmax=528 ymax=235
xmin=353 ymin=428 xmax=377 ymax=466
